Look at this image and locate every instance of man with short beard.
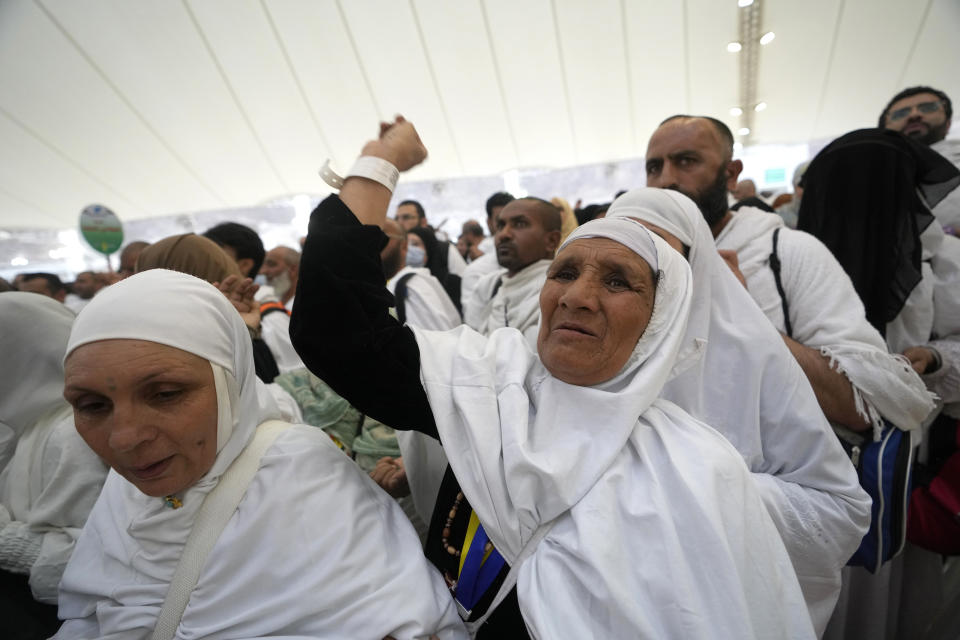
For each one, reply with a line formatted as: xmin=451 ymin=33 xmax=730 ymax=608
xmin=644 ymin=115 xmax=932 ymax=436
xmin=64 ymin=271 xmax=100 ymax=313
xmin=260 ymin=246 xmax=300 ymax=310
xmin=880 ymin=86 xmax=959 ymax=234
xmin=461 ymin=198 xmax=561 ymax=347
xmin=644 ymin=115 xmax=936 ymax=635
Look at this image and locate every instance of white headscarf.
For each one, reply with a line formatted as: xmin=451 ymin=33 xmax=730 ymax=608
xmin=65 ymin=268 xmax=278 ymax=470
xmin=413 ymin=218 xmax=813 ymax=638
xmin=416 ymin=218 xmax=690 ymax=555
xmin=607 ymin=188 xmax=871 ymax=634
xmin=57 ymin=269 xmax=465 ymax=639
xmin=0 ymin=293 xmax=75 ymax=470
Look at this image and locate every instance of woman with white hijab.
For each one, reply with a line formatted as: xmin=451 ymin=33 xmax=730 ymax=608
xmin=291 ymin=118 xmax=815 ymax=638
xmin=54 ymin=269 xmax=466 ymax=639
xmin=0 ymin=293 xmax=107 ymax=639
xmin=604 ymin=188 xmax=871 ymax=635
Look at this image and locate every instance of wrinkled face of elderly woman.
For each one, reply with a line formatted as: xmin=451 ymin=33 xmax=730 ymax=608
xmin=537 ymin=237 xmax=657 ymax=386
xmin=64 ymin=339 xmax=218 ymax=497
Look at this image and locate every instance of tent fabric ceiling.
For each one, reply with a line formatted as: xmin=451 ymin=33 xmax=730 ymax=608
xmin=1 ymin=0 xmax=958 ymax=230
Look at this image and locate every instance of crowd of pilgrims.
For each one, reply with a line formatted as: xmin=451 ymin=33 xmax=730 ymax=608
xmin=1 ymin=86 xmax=960 ymax=640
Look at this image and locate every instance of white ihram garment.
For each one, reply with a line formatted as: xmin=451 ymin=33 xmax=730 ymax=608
xmin=388 ymin=266 xmax=458 ymax=525
xmin=446 ymin=243 xmax=467 ymax=276
xmin=253 ymin=285 xmax=304 ymax=374
xmin=465 ymin=258 xmax=550 ymax=349
xmin=931 ymin=138 xmax=960 ymax=230
xmin=0 ymin=293 xmax=107 ymax=604
xmin=460 ymin=252 xmax=505 ymax=328
xmin=887 ymin=223 xmax=960 ymax=417
xmin=716 ymin=206 xmax=934 ymax=434
xmin=387 ymin=265 xmax=461 ymax=331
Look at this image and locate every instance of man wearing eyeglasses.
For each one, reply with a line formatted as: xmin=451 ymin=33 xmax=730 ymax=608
xmin=880 ymin=85 xmax=959 ymax=234
xmin=880 ymin=86 xmax=952 ymax=145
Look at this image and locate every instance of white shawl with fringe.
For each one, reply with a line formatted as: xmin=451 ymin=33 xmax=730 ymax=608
xmin=716 ymin=207 xmax=935 ymax=433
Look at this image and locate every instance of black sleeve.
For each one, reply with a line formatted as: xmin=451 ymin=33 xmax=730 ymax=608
xmin=289 ymin=195 xmax=438 ymax=439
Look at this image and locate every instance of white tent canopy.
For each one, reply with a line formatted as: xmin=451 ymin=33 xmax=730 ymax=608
xmin=1 ymin=0 xmax=958 ymax=236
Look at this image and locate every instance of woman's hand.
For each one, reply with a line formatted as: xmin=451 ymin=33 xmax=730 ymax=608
xmin=369 ymin=456 xmax=410 ymax=498
xmin=361 ymin=116 xmax=427 ymax=171
xmin=342 ymin=117 xmax=427 ymax=227
xmin=902 ymin=346 xmax=938 ymax=375
xmin=214 ymin=275 xmax=261 ymax=331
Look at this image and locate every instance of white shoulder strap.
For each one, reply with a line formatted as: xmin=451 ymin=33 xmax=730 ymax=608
xmin=151 ymin=420 xmax=290 ymax=640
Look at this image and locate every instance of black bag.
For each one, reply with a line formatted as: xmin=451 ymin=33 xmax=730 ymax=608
xmin=393 ymin=272 xmax=417 ymax=325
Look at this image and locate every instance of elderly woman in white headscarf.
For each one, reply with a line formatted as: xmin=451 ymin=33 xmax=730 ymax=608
xmin=0 ymin=293 xmax=107 ymax=637
xmin=604 ymin=188 xmax=871 ymax=634
xmin=291 ymin=118 xmax=815 ymax=638
xmin=54 ymin=269 xmax=466 ymax=639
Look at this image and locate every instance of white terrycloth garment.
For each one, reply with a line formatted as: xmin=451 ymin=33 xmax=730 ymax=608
xmin=387 ymin=265 xmax=462 ymax=331
xmin=388 ymin=267 xmax=458 ymax=525
xmin=253 ymin=286 xmax=304 ymax=374
xmin=388 ymin=266 xmax=458 ymax=523
xmin=888 ymin=224 xmax=960 ymax=418
xmin=460 ymin=252 xmax=505 ymax=328
xmin=0 ymin=293 xmax=108 ymax=604
xmin=716 ymin=206 xmax=935 ymax=432
xmin=606 ymin=188 xmax=871 ymax=634
xmin=477 ymin=236 xmax=495 ymax=255
xmin=465 ymin=258 xmax=550 ymax=348
xmin=446 ymin=243 xmax=467 ymax=276
xmin=0 ymin=293 xmax=76 ymax=472
xmin=55 ymin=269 xmax=467 ymax=640
xmin=413 ymin=220 xmax=814 ymax=639
xmin=931 ymin=138 xmax=960 ymax=230
xmin=0 ymin=405 xmax=107 ymax=604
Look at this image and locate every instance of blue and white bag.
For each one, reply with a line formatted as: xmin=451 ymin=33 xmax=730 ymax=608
xmin=836 ymin=423 xmax=915 ymax=572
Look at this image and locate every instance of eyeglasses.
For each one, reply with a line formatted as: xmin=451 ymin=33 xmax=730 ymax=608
xmin=888 ymin=100 xmax=943 ymax=121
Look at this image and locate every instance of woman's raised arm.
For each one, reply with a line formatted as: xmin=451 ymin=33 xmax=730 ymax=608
xmin=290 ymin=118 xmax=438 ymax=438
xmin=340 ymin=116 xmax=426 ymax=228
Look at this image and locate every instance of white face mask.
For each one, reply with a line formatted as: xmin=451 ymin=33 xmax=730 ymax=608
xmin=267 ymin=270 xmax=292 ymax=298
xmin=406 ymin=245 xmax=426 ymax=268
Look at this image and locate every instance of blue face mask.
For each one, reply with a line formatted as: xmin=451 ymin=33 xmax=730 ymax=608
xmin=406 ymin=245 xmax=426 ymax=268
xmin=253 ymin=274 xmax=268 ymax=287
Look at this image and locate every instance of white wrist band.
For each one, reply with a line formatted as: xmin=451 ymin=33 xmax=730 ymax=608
xmin=319 ymin=159 xmax=344 ymax=189
xmin=346 ymin=156 xmax=400 ymax=193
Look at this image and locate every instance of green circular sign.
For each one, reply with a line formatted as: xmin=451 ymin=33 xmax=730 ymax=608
xmin=79 ymin=204 xmax=124 ymax=255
